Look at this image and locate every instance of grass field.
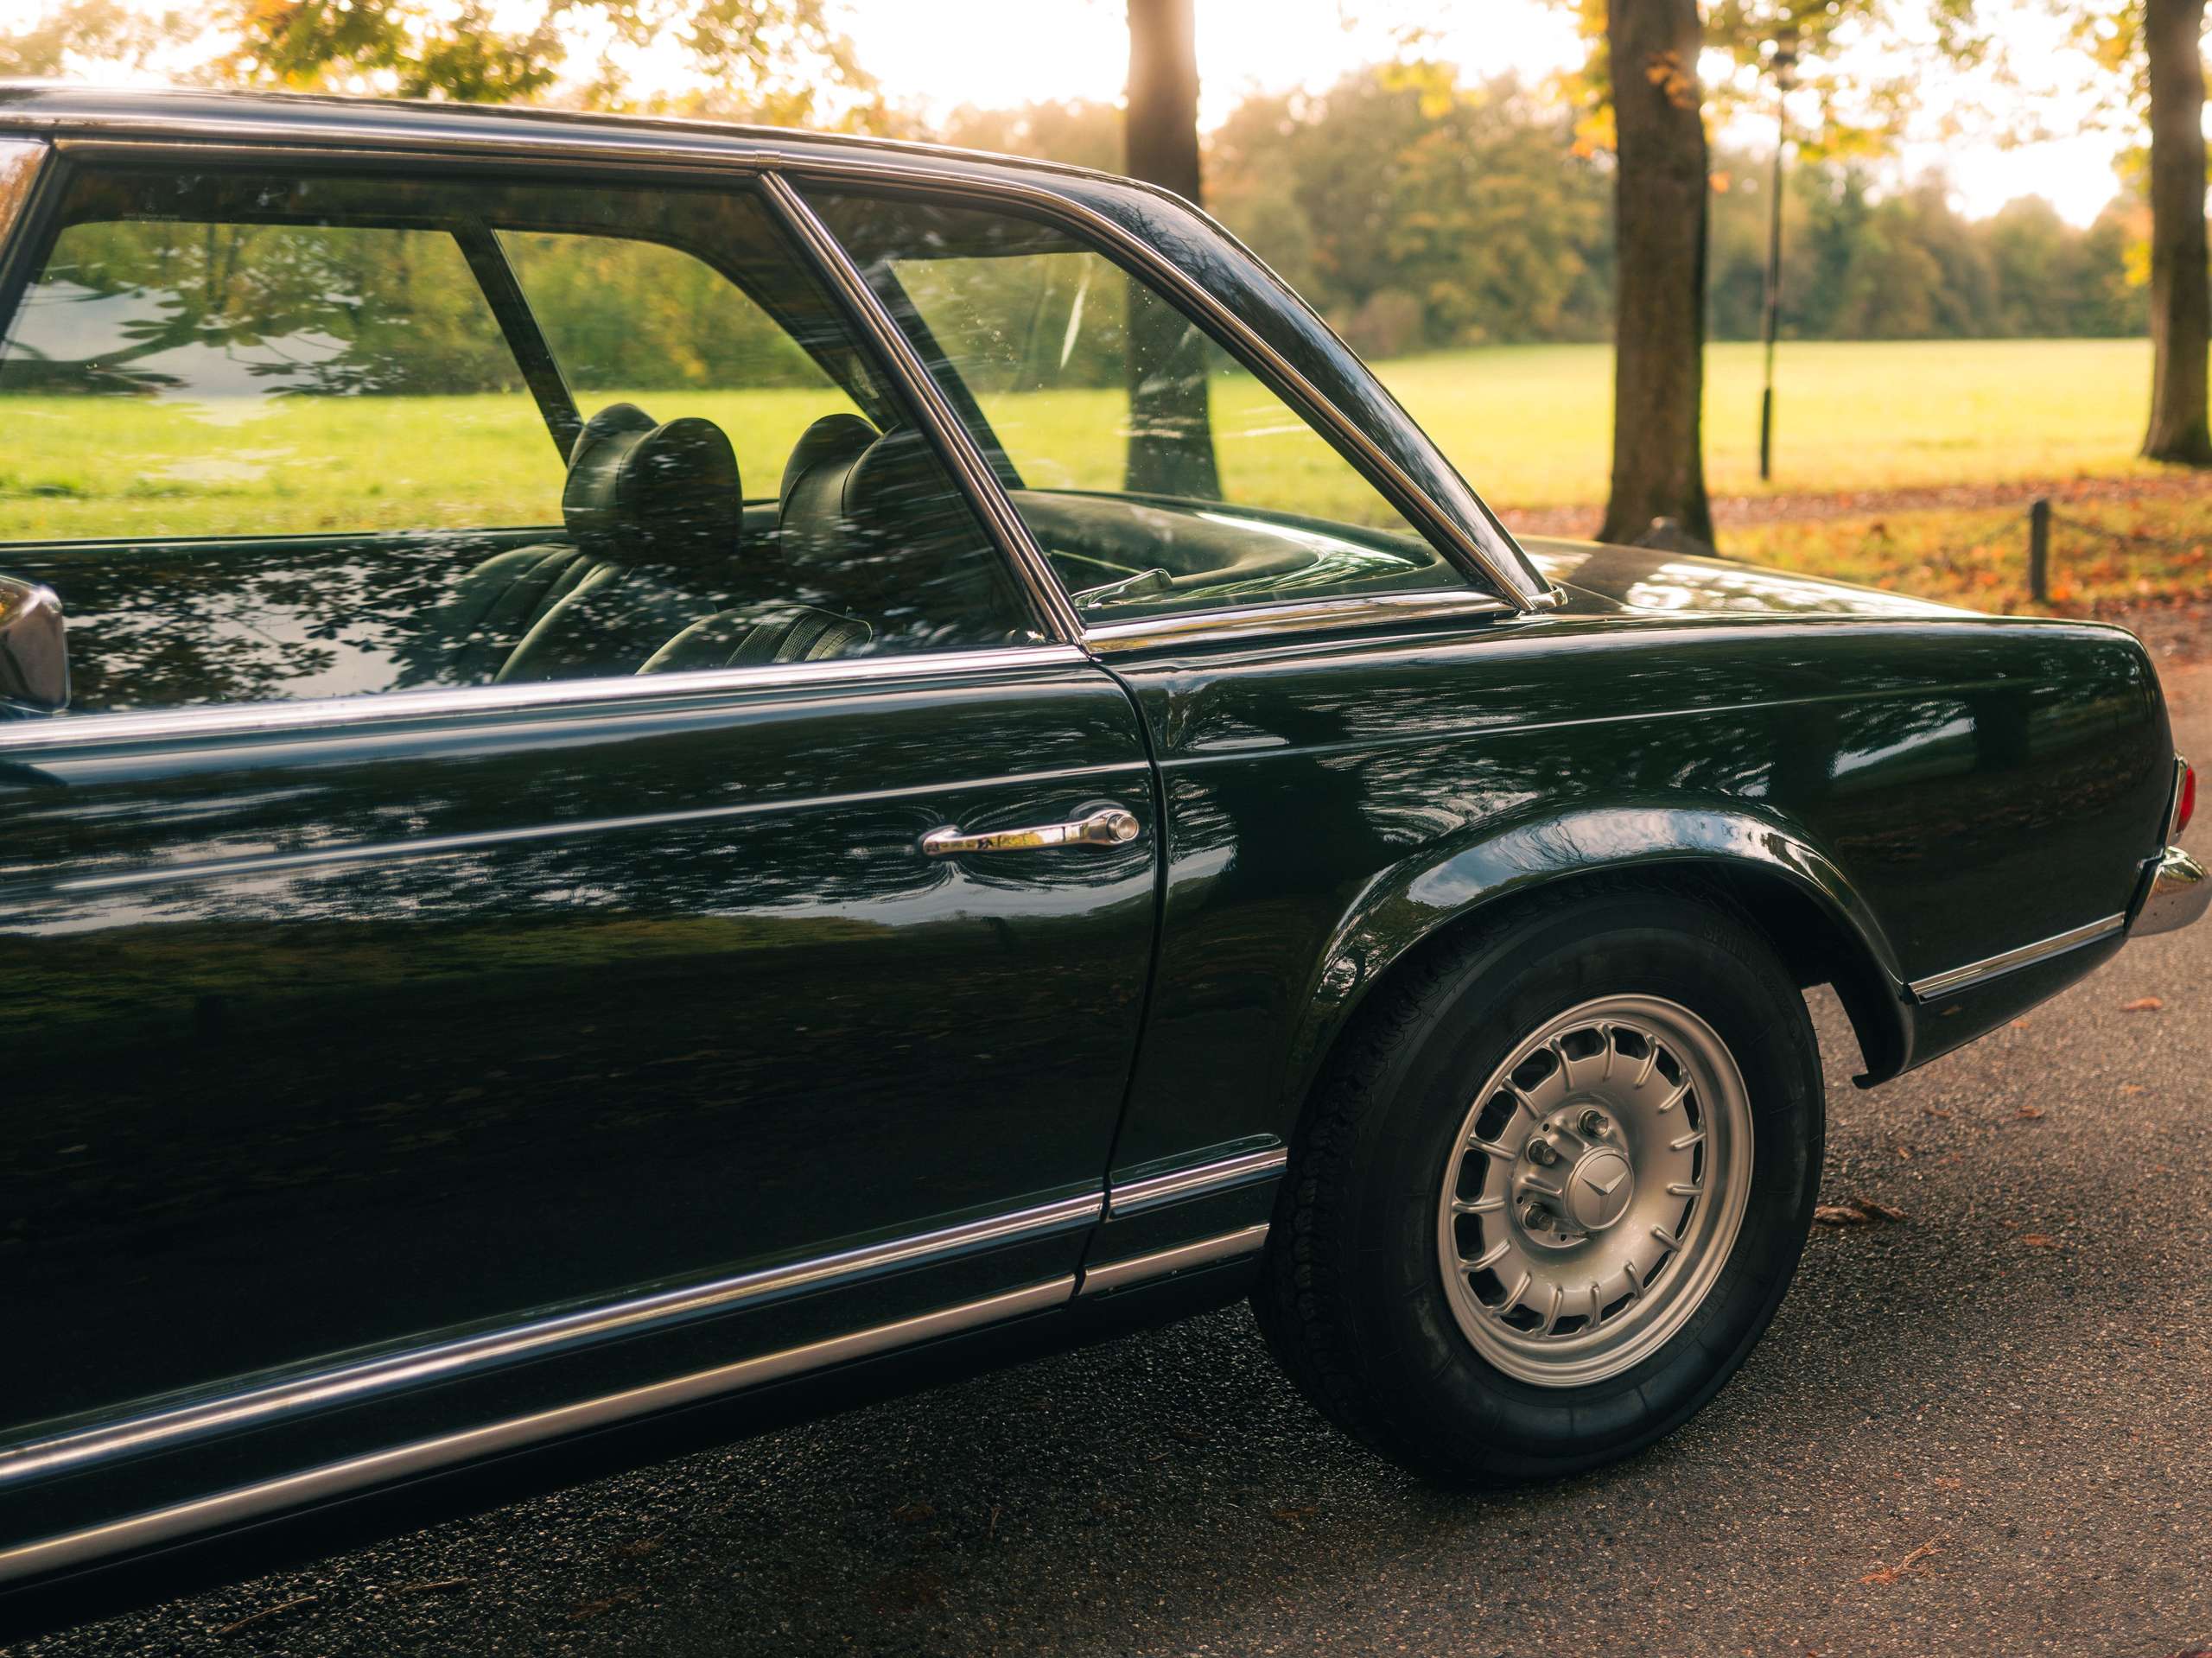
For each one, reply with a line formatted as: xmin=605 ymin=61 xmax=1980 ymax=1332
xmin=0 ymin=337 xmax=2199 ymax=614
xmin=1382 ymin=337 xmax=2160 ymax=509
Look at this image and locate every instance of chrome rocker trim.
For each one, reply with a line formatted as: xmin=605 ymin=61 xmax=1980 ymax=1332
xmin=1078 ymin=1224 xmax=1272 ymax=1296
xmin=1107 ymin=1147 xmax=1288 ymax=1217
xmin=1906 ymin=913 xmax=2127 ymax=1001
xmin=2134 ymin=847 xmax=2210 ymax=938
xmin=0 ymin=1192 xmax=1102 ymax=1490
xmin=0 ymin=1279 xmax=1076 ymax=1586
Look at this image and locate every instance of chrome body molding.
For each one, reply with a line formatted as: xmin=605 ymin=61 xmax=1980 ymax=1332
xmin=2133 ymin=847 xmax=2210 ymax=937
xmin=1078 ymin=1225 xmax=1272 ymax=1296
xmin=0 ymin=643 xmax=1087 ymax=757
xmin=0 ymin=1279 xmax=1074 ymax=1586
xmin=1906 ymin=913 xmax=2127 ymax=1001
xmin=1084 ymin=591 xmax=1517 ymax=652
xmin=0 ymin=1193 xmax=1100 ymax=1490
xmin=1108 ymin=1146 xmax=1288 ymax=1217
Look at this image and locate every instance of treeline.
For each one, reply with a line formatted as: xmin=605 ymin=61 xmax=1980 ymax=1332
xmin=941 ymin=70 xmax=2148 ymax=361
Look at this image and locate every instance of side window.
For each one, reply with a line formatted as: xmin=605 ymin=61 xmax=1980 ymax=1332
xmin=497 ymin=232 xmax=869 ymax=505
xmin=809 ymin=193 xmax=1469 ymax=624
xmin=0 ymin=168 xmax=1034 ymax=715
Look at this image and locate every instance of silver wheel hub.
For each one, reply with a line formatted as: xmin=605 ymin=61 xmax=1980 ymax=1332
xmin=1436 ymin=994 xmax=1755 ymax=1388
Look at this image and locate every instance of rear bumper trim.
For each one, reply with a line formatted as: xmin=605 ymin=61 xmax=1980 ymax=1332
xmin=2133 ymin=847 xmax=2210 ymax=938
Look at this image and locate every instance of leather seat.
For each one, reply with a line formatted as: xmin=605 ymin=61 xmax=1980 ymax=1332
xmin=772 ymin=414 xmax=1024 ymax=649
xmin=639 ymin=605 xmax=874 ymax=673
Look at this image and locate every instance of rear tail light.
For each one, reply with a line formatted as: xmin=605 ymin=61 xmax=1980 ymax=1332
xmin=2176 ymin=759 xmax=2196 ymax=841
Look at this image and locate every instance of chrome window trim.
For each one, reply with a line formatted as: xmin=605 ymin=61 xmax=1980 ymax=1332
xmin=1077 ymin=1224 xmax=1271 ymax=1296
xmin=760 ymin=172 xmax=1084 ymax=643
xmin=15 ymin=118 xmax=1550 ymax=618
xmin=1906 ymin=913 xmax=2126 ymax=1001
xmin=779 ymin=160 xmax=1549 ymax=613
xmin=1084 ymin=591 xmax=1517 ymax=654
xmin=0 ymin=1278 xmax=1075 ymax=1585
xmin=1108 ymin=1146 xmax=1288 ymax=1217
xmin=0 ymin=1192 xmax=1100 ymax=1490
xmin=0 ymin=643 xmax=1087 ymax=757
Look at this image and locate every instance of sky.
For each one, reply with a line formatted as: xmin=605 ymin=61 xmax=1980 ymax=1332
xmin=841 ymin=0 xmax=2134 ymax=226
xmin=29 ymin=0 xmax=2139 ymax=226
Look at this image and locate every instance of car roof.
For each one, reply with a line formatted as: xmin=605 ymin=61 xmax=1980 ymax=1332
xmin=0 ymin=80 xmax=1159 ymax=199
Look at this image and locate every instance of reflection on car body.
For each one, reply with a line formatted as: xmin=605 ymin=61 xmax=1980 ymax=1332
xmin=0 ymin=86 xmax=2201 ymax=1636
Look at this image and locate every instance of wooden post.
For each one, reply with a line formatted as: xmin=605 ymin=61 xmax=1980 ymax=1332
xmin=2029 ymin=499 xmax=2051 ymax=604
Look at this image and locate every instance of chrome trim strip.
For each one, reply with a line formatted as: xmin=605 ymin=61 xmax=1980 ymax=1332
xmin=0 ymin=1278 xmax=1074 ymax=1585
xmin=0 ymin=644 xmax=1085 ymax=757
xmin=779 ymin=159 xmax=1546 ymax=612
xmin=2133 ymin=846 xmax=2209 ymax=938
xmin=2170 ymin=755 xmax=2193 ymax=842
xmin=760 ymin=172 xmax=1086 ymax=645
xmin=1078 ymin=1225 xmax=1270 ymax=1296
xmin=0 ymin=1194 xmax=1099 ymax=1490
xmin=1084 ymin=591 xmax=1516 ymax=652
xmin=1906 ymin=913 xmax=2126 ymax=1001
xmin=1109 ymin=1147 xmax=1288 ymax=1218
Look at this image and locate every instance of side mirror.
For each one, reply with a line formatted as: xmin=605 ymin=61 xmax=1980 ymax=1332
xmin=0 ymin=576 xmax=68 ymax=715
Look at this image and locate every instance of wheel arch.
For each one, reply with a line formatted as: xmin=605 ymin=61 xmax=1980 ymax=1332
xmin=1281 ymin=807 xmax=1912 ymax=1135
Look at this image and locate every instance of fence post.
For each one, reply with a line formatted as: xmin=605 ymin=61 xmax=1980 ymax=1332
xmin=2029 ymin=499 xmax=2051 ymax=604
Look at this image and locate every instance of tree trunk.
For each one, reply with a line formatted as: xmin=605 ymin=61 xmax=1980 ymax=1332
xmin=2141 ymin=0 xmax=2212 ymax=466
xmin=1122 ymin=0 xmax=1220 ymax=499
xmin=1599 ymin=0 xmax=1713 ymax=545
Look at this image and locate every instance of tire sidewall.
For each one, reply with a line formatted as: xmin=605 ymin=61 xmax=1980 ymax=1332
xmin=1340 ymin=892 xmax=1822 ymax=1478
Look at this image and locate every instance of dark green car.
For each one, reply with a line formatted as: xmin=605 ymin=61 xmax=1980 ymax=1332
xmin=0 ymin=86 xmax=2201 ymax=1630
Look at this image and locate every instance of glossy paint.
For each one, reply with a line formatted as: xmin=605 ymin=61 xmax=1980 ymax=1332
xmin=0 ymin=649 xmax=1154 ymax=1544
xmin=0 ymin=88 xmax=2187 ymax=1621
xmin=1098 ymin=543 xmax=2172 ymax=1179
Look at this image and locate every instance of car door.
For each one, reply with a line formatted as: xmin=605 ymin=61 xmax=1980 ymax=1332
xmin=0 ymin=149 xmax=1154 ymax=1454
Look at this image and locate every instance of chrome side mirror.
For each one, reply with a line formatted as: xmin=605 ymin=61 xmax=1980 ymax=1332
xmin=0 ymin=576 xmax=68 ymax=715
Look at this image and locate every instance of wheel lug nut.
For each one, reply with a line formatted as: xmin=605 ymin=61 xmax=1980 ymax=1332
xmin=1579 ymin=1109 xmax=1607 ymax=1138
xmin=1526 ymin=1139 xmax=1558 ymax=1166
xmin=1521 ymin=1203 xmax=1551 ymax=1232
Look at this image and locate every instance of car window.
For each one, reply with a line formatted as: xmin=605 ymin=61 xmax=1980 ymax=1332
xmin=808 ymin=192 xmax=1469 ymax=625
xmin=496 ymin=232 xmax=869 ymax=505
xmin=0 ymin=167 xmax=1034 ymax=714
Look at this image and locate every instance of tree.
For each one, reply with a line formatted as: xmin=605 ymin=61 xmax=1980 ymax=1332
xmin=217 ymin=0 xmax=871 ymax=124
xmin=1599 ymin=0 xmax=1714 ymax=545
xmin=1121 ymin=0 xmax=1220 ymax=497
xmin=2139 ymin=0 xmax=2212 ymax=461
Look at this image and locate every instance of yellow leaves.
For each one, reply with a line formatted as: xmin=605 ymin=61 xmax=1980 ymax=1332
xmin=1643 ymin=48 xmax=1699 ymax=111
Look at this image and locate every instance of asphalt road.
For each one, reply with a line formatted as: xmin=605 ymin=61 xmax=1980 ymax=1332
xmin=18 ymin=664 xmax=2212 ymax=1658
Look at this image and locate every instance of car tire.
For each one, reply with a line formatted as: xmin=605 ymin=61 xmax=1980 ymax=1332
xmin=1253 ymin=880 xmax=1824 ymax=1485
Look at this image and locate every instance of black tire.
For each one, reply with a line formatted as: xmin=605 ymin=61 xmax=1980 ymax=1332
xmin=1253 ymin=881 xmax=1824 ymax=1485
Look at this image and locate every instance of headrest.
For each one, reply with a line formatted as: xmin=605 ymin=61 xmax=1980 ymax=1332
xmin=563 ymin=403 xmax=741 ymax=564
xmin=779 ymin=413 xmax=877 ymax=506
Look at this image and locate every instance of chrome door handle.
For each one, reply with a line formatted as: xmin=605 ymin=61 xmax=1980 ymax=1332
xmin=921 ymin=806 xmax=1141 ymax=857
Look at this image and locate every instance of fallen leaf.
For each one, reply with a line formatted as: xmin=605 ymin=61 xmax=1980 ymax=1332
xmin=394 ymin=1579 xmax=469 ymax=1593
xmin=1923 ymin=1108 xmax=1955 ymax=1120
xmin=1932 ymin=1477 xmax=1962 ymax=1490
xmin=611 ymin=1536 xmax=664 ymax=1560
xmin=2016 ymin=1104 xmax=2047 ymax=1120
xmin=2122 ymin=1083 xmax=2146 ymax=1095
xmin=2021 ymin=1234 xmax=2061 ymax=1248
xmin=2121 ymin=997 xmax=2164 ymax=1013
xmin=1859 ymin=1540 xmax=1942 ymax=1585
xmin=1814 ymin=1197 xmax=1906 ymax=1227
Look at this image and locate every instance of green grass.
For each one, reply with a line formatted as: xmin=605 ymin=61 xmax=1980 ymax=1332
xmin=1381 ymin=338 xmax=2160 ymax=509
